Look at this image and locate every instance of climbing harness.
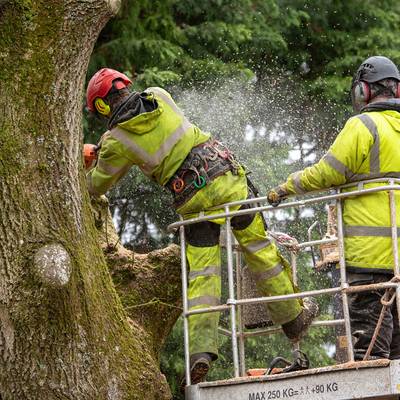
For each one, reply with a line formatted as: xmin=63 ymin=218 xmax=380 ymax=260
xmin=167 ymin=139 xmax=240 ymax=208
xmin=363 ymin=275 xmax=400 ymax=361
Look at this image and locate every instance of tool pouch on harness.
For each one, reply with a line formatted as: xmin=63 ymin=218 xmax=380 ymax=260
xmin=167 ymin=139 xmax=240 ymax=208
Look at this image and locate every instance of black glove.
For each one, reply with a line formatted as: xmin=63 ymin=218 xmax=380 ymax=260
xmin=267 ymin=185 xmax=288 ymax=207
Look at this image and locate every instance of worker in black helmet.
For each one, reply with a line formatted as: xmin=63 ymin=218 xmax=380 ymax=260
xmin=268 ymin=55 xmax=400 ymax=360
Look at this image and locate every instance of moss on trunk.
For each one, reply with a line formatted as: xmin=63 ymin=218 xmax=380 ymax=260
xmin=0 ymin=1 xmax=181 ymax=399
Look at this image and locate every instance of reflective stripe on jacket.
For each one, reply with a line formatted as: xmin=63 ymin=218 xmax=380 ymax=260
xmin=284 ymin=110 xmax=400 ymax=272
xmin=86 ymin=87 xmax=210 ymax=196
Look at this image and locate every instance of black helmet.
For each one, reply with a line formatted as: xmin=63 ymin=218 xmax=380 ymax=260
xmin=354 ymin=56 xmax=400 ymax=83
xmin=351 ymin=56 xmax=400 ymax=112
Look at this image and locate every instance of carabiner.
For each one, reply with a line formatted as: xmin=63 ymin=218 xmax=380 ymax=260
xmin=172 ymin=178 xmax=185 ymax=193
xmin=193 ymin=175 xmax=206 ymax=189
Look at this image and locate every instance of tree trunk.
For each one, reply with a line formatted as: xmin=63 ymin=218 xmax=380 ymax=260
xmin=0 ymin=2 xmax=181 ymax=399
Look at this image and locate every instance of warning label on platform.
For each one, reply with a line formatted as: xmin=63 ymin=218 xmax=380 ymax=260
xmin=248 ymin=382 xmax=339 ymax=400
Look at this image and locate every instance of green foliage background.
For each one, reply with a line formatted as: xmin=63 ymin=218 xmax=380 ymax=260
xmin=85 ymin=1 xmax=400 ymax=398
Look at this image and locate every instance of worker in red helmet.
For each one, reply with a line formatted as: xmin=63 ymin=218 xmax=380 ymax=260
xmin=86 ymin=68 xmax=133 ymax=114
xmin=84 ymin=68 xmax=319 ymax=388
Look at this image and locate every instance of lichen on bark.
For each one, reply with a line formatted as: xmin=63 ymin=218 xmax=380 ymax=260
xmin=33 ymin=243 xmax=72 ymax=286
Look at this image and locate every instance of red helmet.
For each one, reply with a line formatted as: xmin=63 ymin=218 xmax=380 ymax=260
xmin=86 ymin=68 xmax=132 ymax=112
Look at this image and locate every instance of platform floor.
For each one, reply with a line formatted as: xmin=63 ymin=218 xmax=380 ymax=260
xmin=186 ymin=359 xmax=400 ymax=400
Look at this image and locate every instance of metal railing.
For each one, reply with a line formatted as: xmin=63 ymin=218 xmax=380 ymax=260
xmin=167 ymin=178 xmax=400 ymax=386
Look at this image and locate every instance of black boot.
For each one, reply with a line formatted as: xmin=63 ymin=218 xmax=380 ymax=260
xmin=180 ymin=353 xmax=212 ymax=393
xmin=282 ymin=297 xmax=319 ymax=342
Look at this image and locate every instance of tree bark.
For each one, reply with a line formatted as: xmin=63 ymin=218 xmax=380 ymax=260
xmin=0 ymin=1 xmax=181 ymax=399
xmin=95 ymin=204 xmax=182 ymax=360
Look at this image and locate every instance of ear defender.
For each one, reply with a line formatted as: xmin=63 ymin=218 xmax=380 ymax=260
xmin=94 ymin=98 xmax=111 ymax=116
xmin=354 ymin=81 xmax=371 ymax=103
xmin=351 ymin=81 xmax=370 ymax=112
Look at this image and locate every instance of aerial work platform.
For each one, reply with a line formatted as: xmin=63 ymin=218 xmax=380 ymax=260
xmin=187 ymin=360 xmax=400 ymax=400
xmin=168 ymin=178 xmax=400 ymax=400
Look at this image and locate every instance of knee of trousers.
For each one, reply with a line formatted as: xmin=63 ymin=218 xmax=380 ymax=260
xmin=187 ymin=274 xmax=222 ymax=308
xmin=185 ymin=221 xmax=221 ymax=247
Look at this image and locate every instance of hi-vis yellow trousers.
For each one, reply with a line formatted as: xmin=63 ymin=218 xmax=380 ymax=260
xmin=177 ymin=171 xmax=302 ymax=358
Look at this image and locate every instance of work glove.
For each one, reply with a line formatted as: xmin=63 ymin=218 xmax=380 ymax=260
xmin=267 ymin=185 xmax=289 ymax=207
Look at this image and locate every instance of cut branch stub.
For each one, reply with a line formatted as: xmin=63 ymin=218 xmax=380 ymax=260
xmin=106 ymin=0 xmax=122 ymax=15
xmin=33 ymin=243 xmax=72 ymax=286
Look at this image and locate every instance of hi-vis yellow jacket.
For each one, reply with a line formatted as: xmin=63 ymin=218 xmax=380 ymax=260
xmin=87 ymin=87 xmax=210 ymax=196
xmin=283 ymin=110 xmax=400 ymax=273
